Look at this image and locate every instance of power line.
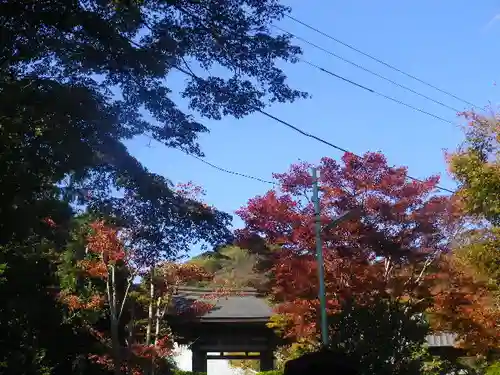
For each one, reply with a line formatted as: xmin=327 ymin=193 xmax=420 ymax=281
xmin=143 ymin=133 xmax=277 ymax=184
xmin=150 ymin=4 xmax=456 ymax=193
xmin=177 ymin=5 xmax=457 ymax=126
xmin=284 ymin=14 xmax=479 ymax=109
xmin=187 ymin=153 xmax=277 ymax=185
xmin=300 ymin=59 xmax=456 ymax=126
xmin=173 ymin=65 xmax=456 ymax=194
xmin=272 ymin=24 xmax=461 ymax=113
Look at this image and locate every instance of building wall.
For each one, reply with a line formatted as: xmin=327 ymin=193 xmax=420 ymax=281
xmin=172 ymin=343 xmax=252 ymax=375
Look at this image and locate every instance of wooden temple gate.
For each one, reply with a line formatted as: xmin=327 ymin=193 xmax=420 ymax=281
xmin=167 ymin=287 xmax=281 ymax=373
xmin=167 ymin=287 xmax=465 ymax=373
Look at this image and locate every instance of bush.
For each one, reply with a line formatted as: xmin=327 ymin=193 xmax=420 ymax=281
xmin=256 ymin=371 xmax=283 ymax=375
xmin=486 ymin=362 xmax=500 ymax=375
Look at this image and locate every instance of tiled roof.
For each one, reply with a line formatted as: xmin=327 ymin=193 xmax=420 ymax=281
xmin=173 ymin=287 xmax=273 ymax=321
xmin=173 ymin=288 xmax=458 ymax=347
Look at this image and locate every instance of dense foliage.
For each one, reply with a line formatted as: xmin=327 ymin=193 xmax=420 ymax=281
xmin=486 ymin=362 xmax=500 ymax=375
xmin=189 ymin=245 xmax=267 ymax=289
xmin=58 ymin=221 xmax=222 ymax=375
xmin=0 ymin=0 xmax=305 ymax=373
xmin=441 ymin=111 xmax=500 ymax=357
xmin=237 ymin=152 xmax=458 ymax=339
xmin=236 ymin=151 xmax=497 ymax=373
xmin=2 ymin=0 xmax=499 ymax=373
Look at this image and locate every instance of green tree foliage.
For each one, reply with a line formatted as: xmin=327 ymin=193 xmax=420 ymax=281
xmin=1 ymin=0 xmax=305 ymax=373
xmin=449 ymin=112 xmax=499 ymax=224
xmin=189 ymin=246 xmax=267 ymax=289
xmin=418 ymin=347 xmax=481 ymax=375
xmin=326 ymin=298 xmax=429 ymax=375
xmin=448 ymin=111 xmax=499 ymax=294
xmin=0 ymin=214 xmax=108 ymax=375
xmin=327 ymin=299 xmax=478 ymax=375
xmin=446 ymin=111 xmax=500 ymax=357
xmin=1 ymin=0 xmax=305 ymax=262
xmin=486 ymin=362 xmax=500 ymax=375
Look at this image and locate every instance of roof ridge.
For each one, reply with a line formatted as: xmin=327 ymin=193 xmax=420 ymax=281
xmin=176 ymin=286 xmax=262 ymax=295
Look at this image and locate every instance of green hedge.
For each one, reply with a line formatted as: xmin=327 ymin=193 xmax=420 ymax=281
xmin=486 ymin=362 xmax=500 ymax=375
xmin=172 ymin=371 xmax=207 ymax=375
xmin=171 ymin=370 xmax=281 ymax=375
xmin=172 ymin=369 xmax=282 ymax=375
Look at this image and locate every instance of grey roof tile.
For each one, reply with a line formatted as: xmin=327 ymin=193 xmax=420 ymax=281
xmin=173 ymin=288 xmax=458 ymax=347
xmin=173 ymin=287 xmax=273 ymax=320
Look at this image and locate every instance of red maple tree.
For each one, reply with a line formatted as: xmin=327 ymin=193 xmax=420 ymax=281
xmin=59 ymin=221 xmax=146 ymax=375
xmin=429 ymin=255 xmax=500 ymax=356
xmin=59 ymin=221 xmax=223 ymax=375
xmin=236 ymin=152 xmax=460 ymax=341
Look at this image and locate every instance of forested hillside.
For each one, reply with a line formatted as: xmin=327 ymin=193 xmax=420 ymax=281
xmin=188 ymin=246 xmax=269 ymax=290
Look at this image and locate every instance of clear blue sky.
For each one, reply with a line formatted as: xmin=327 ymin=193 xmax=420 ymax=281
xmin=125 ymin=1 xmax=500 ymax=255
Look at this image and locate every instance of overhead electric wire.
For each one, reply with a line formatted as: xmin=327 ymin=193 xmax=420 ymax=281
xmin=300 ymin=59 xmax=456 ymax=126
xmin=178 ymin=5 xmax=458 ymax=126
xmin=144 ymin=134 xmax=277 ymax=184
xmin=172 ymin=64 xmax=456 ymax=194
xmin=283 ymin=14 xmax=479 ymax=109
xmin=272 ymin=24 xmax=461 ymax=113
xmin=188 ymin=153 xmax=277 ymax=185
xmin=136 ymin=5 xmax=456 ymax=194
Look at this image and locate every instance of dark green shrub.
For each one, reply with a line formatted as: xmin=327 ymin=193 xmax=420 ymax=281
xmin=486 ymin=362 xmax=500 ymax=375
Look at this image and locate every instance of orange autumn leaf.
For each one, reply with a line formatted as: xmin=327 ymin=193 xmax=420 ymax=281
xmin=236 ymin=152 xmax=461 ymax=342
xmin=429 ymin=255 xmax=500 ymax=355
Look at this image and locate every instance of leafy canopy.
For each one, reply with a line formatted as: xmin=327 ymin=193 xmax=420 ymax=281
xmin=237 ymin=152 xmax=458 ymax=340
xmin=235 ymin=152 xmax=488 ymax=372
xmin=443 ymin=110 xmax=500 ymax=357
xmin=1 ymin=0 xmax=307 ymax=258
xmin=448 ymin=111 xmax=499 ymax=224
xmin=1 ymin=0 xmax=307 ymax=373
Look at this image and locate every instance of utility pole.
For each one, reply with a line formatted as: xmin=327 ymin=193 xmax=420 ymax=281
xmin=311 ymin=168 xmax=364 ymax=348
xmin=311 ymin=167 xmax=329 ymax=347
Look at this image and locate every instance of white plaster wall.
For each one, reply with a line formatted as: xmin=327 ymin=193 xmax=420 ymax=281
xmin=171 ymin=344 xmax=253 ymax=375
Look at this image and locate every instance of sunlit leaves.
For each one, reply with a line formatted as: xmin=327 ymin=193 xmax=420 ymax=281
xmin=1 ymin=0 xmax=306 ymax=373
xmin=444 ymin=110 xmax=500 ymax=355
xmin=448 ymin=111 xmax=500 ymax=224
xmin=429 ymin=255 xmax=500 ymax=355
xmin=454 ymin=227 xmax=500 ymax=292
xmin=237 ymin=152 xmax=458 ymax=344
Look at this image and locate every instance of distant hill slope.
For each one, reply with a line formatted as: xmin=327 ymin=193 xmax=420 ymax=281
xmin=188 ymin=246 xmax=268 ymax=290
xmin=186 ymin=246 xmax=271 ymax=373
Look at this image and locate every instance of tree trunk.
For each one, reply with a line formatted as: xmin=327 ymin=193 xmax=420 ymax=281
xmin=110 ymin=318 xmax=122 ymax=375
xmin=108 ymin=265 xmax=122 ymax=375
xmin=154 ymin=297 xmax=162 ymax=345
xmin=151 ymin=297 xmax=163 ymax=375
xmin=145 ymin=267 xmax=155 ymax=346
xmin=126 ymin=304 xmax=135 ymax=375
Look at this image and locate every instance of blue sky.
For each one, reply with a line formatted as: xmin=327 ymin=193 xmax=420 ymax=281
xmin=125 ymin=0 xmax=500 ymax=256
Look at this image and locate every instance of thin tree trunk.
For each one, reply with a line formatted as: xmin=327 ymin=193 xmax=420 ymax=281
xmin=126 ymin=304 xmax=135 ymax=375
xmin=145 ymin=267 xmax=155 ymax=346
xmin=110 ymin=319 xmax=122 ymax=375
xmin=151 ymin=297 xmax=164 ymax=375
xmin=108 ymin=265 xmax=122 ymax=375
xmin=154 ymin=297 xmax=162 ymax=345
